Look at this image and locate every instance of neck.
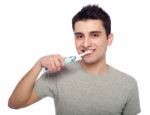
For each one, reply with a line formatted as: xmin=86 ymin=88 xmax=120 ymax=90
xmin=80 ymin=59 xmax=109 ymax=76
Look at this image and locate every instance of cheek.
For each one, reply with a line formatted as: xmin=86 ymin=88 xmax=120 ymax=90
xmin=75 ymin=43 xmax=80 ymax=52
xmin=75 ymin=41 xmax=78 ymax=48
xmin=95 ymin=41 xmax=108 ymax=52
xmin=75 ymin=40 xmax=82 ymax=48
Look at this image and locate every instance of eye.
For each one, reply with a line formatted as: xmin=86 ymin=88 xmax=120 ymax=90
xmin=92 ymin=33 xmax=99 ymax=38
xmin=75 ymin=35 xmax=83 ymax=39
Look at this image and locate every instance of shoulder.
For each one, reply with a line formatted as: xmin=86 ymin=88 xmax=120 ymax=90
xmin=109 ymin=65 xmax=137 ymax=87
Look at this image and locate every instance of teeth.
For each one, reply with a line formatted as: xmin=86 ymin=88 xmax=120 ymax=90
xmin=81 ymin=49 xmax=94 ymax=54
xmin=85 ymin=50 xmax=92 ymax=54
xmin=79 ymin=51 xmax=91 ymax=57
xmin=87 ymin=50 xmax=93 ymax=52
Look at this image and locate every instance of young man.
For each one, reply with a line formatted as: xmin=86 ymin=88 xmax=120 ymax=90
xmin=8 ymin=5 xmax=141 ymax=115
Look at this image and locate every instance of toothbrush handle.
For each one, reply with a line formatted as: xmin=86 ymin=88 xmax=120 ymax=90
xmin=64 ymin=56 xmax=76 ymax=63
xmin=43 ymin=56 xmax=76 ymax=72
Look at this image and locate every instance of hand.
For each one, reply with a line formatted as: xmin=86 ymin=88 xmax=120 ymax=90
xmin=38 ymin=54 xmax=65 ymax=73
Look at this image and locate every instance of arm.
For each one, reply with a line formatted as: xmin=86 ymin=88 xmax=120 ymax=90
xmin=8 ymin=54 xmax=64 ymax=109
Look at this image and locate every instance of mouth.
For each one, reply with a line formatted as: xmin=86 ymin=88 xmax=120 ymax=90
xmin=81 ymin=49 xmax=95 ymax=55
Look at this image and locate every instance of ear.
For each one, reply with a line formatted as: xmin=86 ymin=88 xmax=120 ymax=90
xmin=107 ymin=33 xmax=113 ymax=46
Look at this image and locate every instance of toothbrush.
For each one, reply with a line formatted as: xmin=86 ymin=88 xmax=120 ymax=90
xmin=43 ymin=50 xmax=91 ymax=72
xmin=64 ymin=50 xmax=92 ymax=63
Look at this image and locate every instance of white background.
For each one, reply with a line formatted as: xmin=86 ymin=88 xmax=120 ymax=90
xmin=0 ymin=0 xmax=149 ymax=114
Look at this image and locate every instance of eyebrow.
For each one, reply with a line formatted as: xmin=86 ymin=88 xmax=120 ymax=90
xmin=90 ymin=31 xmax=102 ymax=34
xmin=74 ymin=32 xmax=83 ymax=36
xmin=74 ymin=31 xmax=102 ymax=35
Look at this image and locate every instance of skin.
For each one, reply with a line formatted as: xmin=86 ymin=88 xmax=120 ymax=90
xmin=74 ymin=19 xmax=113 ymax=75
xmin=8 ymin=55 xmax=65 ymax=109
xmin=8 ymin=19 xmax=113 ymax=109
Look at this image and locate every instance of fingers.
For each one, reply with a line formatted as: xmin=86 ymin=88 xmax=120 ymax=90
xmin=50 ymin=55 xmax=63 ymax=72
xmin=40 ymin=54 xmax=65 ymax=73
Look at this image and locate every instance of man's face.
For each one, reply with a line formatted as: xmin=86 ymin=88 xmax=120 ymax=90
xmin=74 ymin=19 xmax=113 ymax=64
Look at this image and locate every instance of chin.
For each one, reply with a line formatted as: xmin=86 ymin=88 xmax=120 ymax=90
xmin=82 ymin=58 xmax=96 ymax=64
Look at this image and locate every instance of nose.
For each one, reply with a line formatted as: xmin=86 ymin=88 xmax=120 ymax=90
xmin=83 ymin=37 xmax=92 ymax=48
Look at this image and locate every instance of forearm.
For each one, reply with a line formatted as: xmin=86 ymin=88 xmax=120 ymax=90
xmin=8 ymin=54 xmax=64 ymax=108
xmin=8 ymin=62 xmax=42 ymax=107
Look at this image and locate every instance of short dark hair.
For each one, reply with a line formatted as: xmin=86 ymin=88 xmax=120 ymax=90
xmin=72 ymin=5 xmax=111 ymax=36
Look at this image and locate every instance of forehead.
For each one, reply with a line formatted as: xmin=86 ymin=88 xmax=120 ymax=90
xmin=74 ymin=19 xmax=105 ymax=33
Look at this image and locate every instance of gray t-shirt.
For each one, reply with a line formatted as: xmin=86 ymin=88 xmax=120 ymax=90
xmin=34 ymin=61 xmax=141 ymax=115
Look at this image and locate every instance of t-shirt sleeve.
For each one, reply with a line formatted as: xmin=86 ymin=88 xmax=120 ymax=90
xmin=33 ymin=72 xmax=57 ymax=99
xmin=123 ymin=80 xmax=141 ymax=115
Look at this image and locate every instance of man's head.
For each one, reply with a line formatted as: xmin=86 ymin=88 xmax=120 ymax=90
xmin=72 ymin=5 xmax=111 ymax=36
xmin=72 ymin=5 xmax=113 ymax=64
